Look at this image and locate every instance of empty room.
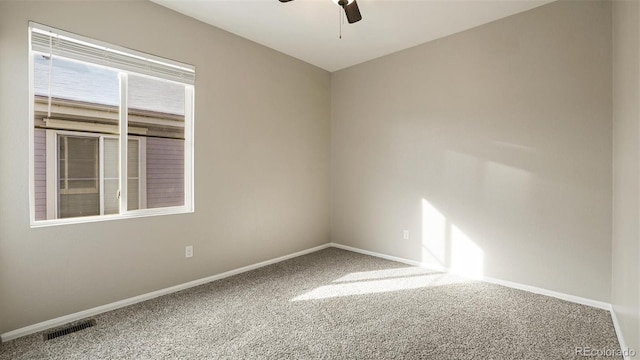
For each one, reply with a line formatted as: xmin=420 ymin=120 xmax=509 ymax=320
xmin=0 ymin=0 xmax=638 ymax=358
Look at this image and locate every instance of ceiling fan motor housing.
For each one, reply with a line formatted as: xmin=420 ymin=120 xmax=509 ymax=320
xmin=281 ymin=0 xmax=361 ymax=24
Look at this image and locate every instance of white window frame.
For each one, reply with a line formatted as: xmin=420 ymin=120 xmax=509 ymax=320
xmin=28 ymin=22 xmax=195 ymax=227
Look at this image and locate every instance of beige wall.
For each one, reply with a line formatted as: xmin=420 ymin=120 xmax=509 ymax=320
xmin=331 ymin=0 xmax=612 ymax=302
xmin=612 ymin=0 xmax=640 ymax=353
xmin=0 ymin=1 xmax=330 ymax=333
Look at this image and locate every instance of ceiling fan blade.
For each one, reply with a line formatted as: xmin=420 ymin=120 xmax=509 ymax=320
xmin=279 ymin=0 xmax=294 ymax=2
xmin=343 ymin=0 xmax=362 ymax=24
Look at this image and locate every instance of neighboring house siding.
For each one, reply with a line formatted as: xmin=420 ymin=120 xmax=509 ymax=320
xmin=146 ymin=137 xmax=184 ymax=208
xmin=34 ymin=128 xmax=47 ymax=220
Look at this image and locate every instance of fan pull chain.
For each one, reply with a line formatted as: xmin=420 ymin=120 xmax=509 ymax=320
xmin=339 ymin=6 xmax=342 ymax=39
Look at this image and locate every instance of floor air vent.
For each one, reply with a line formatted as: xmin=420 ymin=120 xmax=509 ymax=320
xmin=43 ymin=319 xmax=96 ymax=341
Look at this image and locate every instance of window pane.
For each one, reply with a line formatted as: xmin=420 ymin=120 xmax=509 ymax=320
xmin=65 ymin=137 xmax=98 ymax=187
xmin=34 ymin=53 xmax=120 ymax=221
xmin=127 ymin=139 xmax=140 ymax=211
xmin=128 ymin=74 xmax=185 ymax=209
xmin=34 ymin=54 xmax=119 ymax=107
xmin=58 ymin=135 xmax=100 ymax=218
xmin=103 ymin=138 xmax=119 ymax=215
xmin=58 ymin=135 xmax=98 ymax=192
xmin=103 ymin=180 xmax=119 ymax=215
xmin=58 ymin=194 xmax=100 ymax=218
xmin=128 ymin=74 xmax=184 ymax=116
xmin=128 ymin=179 xmax=139 ymax=211
xmin=128 ymin=139 xmax=139 ymax=178
xmin=104 ymin=138 xmax=119 ymax=179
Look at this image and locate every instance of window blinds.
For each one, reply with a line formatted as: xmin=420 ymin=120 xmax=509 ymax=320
xmin=30 ymin=22 xmax=195 ymax=85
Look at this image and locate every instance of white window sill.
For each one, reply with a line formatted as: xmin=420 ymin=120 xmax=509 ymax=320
xmin=30 ymin=206 xmax=194 ymax=228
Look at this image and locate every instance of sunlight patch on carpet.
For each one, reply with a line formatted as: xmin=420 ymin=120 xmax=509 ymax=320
xmin=291 ymin=274 xmax=471 ymax=301
xmin=333 ymin=267 xmax=440 ymax=283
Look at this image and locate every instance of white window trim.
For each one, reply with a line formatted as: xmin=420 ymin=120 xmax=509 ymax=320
xmin=119 ymin=73 xmax=129 ymax=216
xmin=184 ymin=85 xmax=195 ymax=213
xmin=99 ymin=135 xmax=105 ymax=214
xmin=28 ymin=24 xmax=195 ymax=228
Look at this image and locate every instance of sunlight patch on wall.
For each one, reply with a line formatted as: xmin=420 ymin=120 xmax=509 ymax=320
xmin=450 ymin=225 xmax=484 ymax=279
xmin=421 ymin=198 xmax=446 ymax=265
xmin=421 ymin=198 xmax=484 ymax=278
xmin=291 ymin=274 xmax=471 ymax=301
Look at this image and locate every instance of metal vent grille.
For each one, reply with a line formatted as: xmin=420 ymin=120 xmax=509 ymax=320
xmin=43 ymin=319 xmax=96 ymax=341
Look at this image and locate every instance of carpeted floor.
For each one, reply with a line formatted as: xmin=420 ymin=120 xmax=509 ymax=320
xmin=0 ymin=248 xmax=621 ymax=359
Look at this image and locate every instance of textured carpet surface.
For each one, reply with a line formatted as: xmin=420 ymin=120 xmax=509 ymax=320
xmin=0 ymin=248 xmax=621 ymax=359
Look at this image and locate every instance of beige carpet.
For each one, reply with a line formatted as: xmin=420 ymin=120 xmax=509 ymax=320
xmin=0 ymin=248 xmax=621 ymax=359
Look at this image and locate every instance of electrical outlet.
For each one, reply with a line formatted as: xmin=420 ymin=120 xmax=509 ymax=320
xmin=403 ymin=230 xmax=410 ymax=240
xmin=185 ymin=245 xmax=193 ymax=258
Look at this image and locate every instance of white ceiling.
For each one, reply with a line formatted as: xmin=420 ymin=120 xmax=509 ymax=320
xmin=150 ymin=0 xmax=555 ymax=72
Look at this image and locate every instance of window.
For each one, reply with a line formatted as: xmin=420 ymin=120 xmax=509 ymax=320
xmin=29 ymin=22 xmax=195 ymax=226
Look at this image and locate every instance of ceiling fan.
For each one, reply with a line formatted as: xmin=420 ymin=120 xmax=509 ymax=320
xmin=278 ymin=0 xmax=363 ymax=24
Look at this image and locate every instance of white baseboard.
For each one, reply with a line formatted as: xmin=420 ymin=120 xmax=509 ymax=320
xmin=0 ymin=243 xmax=331 ymax=342
xmin=331 ymin=242 xmax=426 ymax=268
xmin=330 ymin=242 xmax=610 ymax=310
xmin=610 ymin=307 xmax=632 ymax=360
